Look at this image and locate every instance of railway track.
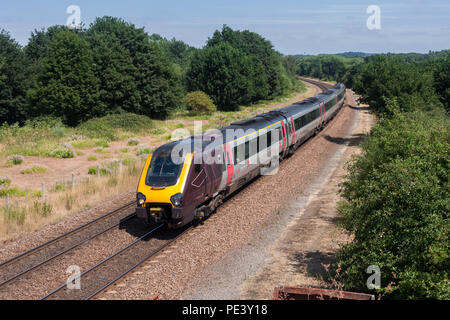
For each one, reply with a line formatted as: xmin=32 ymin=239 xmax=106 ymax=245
xmin=41 ymin=224 xmax=191 ymax=300
xmin=0 ymin=201 xmax=136 ymax=287
xmin=299 ymin=77 xmax=333 ymax=92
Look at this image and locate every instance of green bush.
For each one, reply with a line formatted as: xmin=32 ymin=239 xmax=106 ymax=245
xmin=88 ymin=166 xmax=110 ymax=176
xmin=0 ymin=186 xmax=26 ymax=197
xmin=6 ymin=154 xmax=24 ymax=166
xmin=20 ymin=166 xmax=47 ymax=174
xmin=336 ymin=109 xmax=449 ymax=299
xmin=47 ymin=145 xmax=74 ymax=158
xmin=185 ymin=91 xmax=217 ymax=115
xmin=77 ymin=113 xmax=154 ymax=140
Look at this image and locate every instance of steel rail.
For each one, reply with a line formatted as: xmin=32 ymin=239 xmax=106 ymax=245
xmin=85 ymin=225 xmax=192 ymax=300
xmin=0 ymin=201 xmax=135 ymax=286
xmin=40 ymin=223 xmax=166 ymax=300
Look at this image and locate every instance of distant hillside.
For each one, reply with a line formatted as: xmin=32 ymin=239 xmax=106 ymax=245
xmin=335 ymin=52 xmax=374 ymax=58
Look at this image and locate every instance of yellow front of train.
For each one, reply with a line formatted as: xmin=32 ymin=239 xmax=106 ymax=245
xmin=136 ymin=142 xmax=193 ymax=228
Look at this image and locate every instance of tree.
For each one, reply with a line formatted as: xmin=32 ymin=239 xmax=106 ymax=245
xmin=206 ymin=25 xmax=290 ymax=98
xmin=27 ymin=30 xmax=102 ymax=126
xmin=0 ymin=30 xmax=32 ymax=124
xmin=337 ymin=110 xmax=449 ymax=299
xmin=433 ymin=53 xmax=450 ymax=111
xmin=351 ymin=55 xmax=442 ymax=116
xmin=186 ymin=42 xmax=254 ymax=110
xmin=25 ymin=25 xmax=72 ymax=62
xmin=85 ymin=17 xmax=183 ymax=119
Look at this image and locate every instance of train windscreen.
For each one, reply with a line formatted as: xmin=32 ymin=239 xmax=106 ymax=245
xmin=146 ymin=145 xmax=185 ymax=187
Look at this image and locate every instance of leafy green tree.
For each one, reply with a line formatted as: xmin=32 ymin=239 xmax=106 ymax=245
xmin=337 ymin=109 xmax=449 ymax=299
xmin=433 ymin=53 xmax=450 ymax=111
xmin=207 ymin=25 xmax=290 ymax=98
xmin=186 ymin=42 xmax=254 ymax=110
xmin=149 ymin=34 xmax=198 ymax=74
xmin=25 ymin=25 xmax=73 ymax=62
xmin=27 ymin=30 xmax=102 ymax=126
xmin=86 ymin=17 xmax=183 ymax=119
xmin=0 ymin=30 xmax=32 ymax=124
xmin=351 ymin=55 xmax=442 ymax=116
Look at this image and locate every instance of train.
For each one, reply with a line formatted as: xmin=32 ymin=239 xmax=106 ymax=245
xmin=135 ymin=82 xmax=346 ymax=228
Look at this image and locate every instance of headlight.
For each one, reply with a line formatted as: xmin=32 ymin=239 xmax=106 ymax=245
xmin=137 ymin=192 xmax=146 ymax=206
xmin=170 ymin=193 xmax=183 ymax=207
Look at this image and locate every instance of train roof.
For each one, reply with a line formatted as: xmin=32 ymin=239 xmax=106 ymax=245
xmin=154 ymin=83 xmax=346 ymax=152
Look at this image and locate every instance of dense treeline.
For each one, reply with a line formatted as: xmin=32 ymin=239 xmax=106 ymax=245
xmin=294 ymin=50 xmax=450 ymax=111
xmin=0 ymin=20 xmax=297 ymax=126
xmin=335 ymin=53 xmax=449 ymax=299
xmin=295 ymin=54 xmax=363 ymax=82
xmin=186 ymin=25 xmax=296 ymax=110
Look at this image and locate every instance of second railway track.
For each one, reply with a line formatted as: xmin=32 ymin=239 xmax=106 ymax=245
xmin=0 ymin=201 xmax=136 ymax=287
xmin=41 ymin=224 xmax=191 ymax=300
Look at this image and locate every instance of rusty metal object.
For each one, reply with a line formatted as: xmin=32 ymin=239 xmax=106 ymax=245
xmin=273 ymin=286 xmax=375 ymax=300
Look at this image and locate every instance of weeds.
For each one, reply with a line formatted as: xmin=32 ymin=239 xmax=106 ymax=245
xmin=20 ymin=166 xmax=48 ymax=174
xmin=33 ymin=201 xmax=53 ymax=217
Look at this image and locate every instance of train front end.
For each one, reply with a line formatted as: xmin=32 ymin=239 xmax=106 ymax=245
xmin=136 ymin=142 xmax=194 ymax=229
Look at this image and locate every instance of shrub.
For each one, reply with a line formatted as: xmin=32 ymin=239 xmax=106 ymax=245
xmin=127 ymin=137 xmax=139 ymax=146
xmin=20 ymin=166 xmax=47 ymax=174
xmin=6 ymin=154 xmax=24 ymax=166
xmin=0 ymin=177 xmax=11 ymax=187
xmin=87 ymin=155 xmax=97 ymax=161
xmin=88 ymin=166 xmax=110 ymax=176
xmin=185 ymin=91 xmax=217 ymax=115
xmin=77 ymin=113 xmax=154 ymax=140
xmin=47 ymin=144 xmax=74 ymax=158
xmin=336 ymin=110 xmax=449 ymax=299
xmin=0 ymin=186 xmax=26 ymax=197
xmin=137 ymin=147 xmax=153 ymax=155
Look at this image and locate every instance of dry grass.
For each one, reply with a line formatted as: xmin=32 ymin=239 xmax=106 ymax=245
xmin=0 ymin=157 xmax=146 ymax=244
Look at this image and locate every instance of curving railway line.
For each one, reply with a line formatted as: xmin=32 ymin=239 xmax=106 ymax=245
xmin=0 ymin=78 xmax=335 ymax=300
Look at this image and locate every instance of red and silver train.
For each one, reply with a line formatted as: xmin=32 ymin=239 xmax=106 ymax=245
xmin=136 ymin=83 xmax=346 ymax=228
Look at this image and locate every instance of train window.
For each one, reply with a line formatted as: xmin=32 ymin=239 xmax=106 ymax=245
xmin=267 ymin=131 xmax=272 ymax=146
xmin=194 ymin=163 xmax=202 ymax=174
xmin=325 ymin=99 xmax=334 ymax=111
xmin=234 ymin=144 xmax=245 ymax=164
xmin=249 ymin=138 xmax=257 ymax=157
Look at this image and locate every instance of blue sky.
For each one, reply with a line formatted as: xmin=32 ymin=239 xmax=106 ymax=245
xmin=1 ymin=0 xmax=449 ymax=54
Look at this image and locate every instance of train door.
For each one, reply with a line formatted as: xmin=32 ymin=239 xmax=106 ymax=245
xmin=290 ymin=116 xmax=296 ymax=144
xmin=190 ymin=161 xmax=206 ymax=202
xmin=223 ymin=143 xmax=234 ymax=185
xmin=280 ymin=121 xmax=287 ymax=152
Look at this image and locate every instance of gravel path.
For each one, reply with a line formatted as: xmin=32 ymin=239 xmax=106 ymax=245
xmin=96 ymin=87 xmax=369 ymax=300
